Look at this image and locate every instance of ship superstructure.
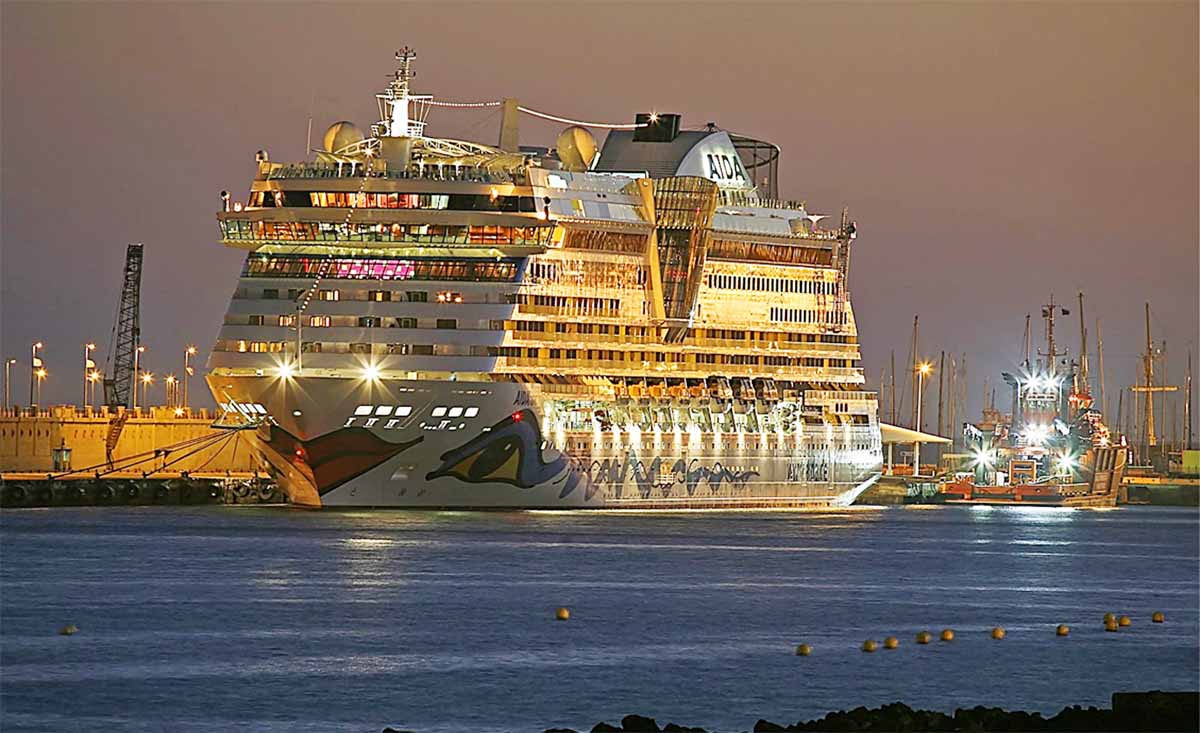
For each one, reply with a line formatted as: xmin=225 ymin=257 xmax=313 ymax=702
xmin=207 ymin=49 xmax=882 ymax=508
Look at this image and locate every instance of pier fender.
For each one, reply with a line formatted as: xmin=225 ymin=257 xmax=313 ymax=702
xmin=257 ymin=486 xmax=275 ymax=502
xmin=4 ymin=485 xmax=26 ymax=503
xmin=37 ymin=485 xmax=53 ymax=504
xmin=96 ymin=485 xmax=115 ymax=502
xmin=940 ymin=629 xmax=954 ymax=642
xmin=155 ymin=485 xmax=170 ymax=502
xmin=126 ymin=484 xmax=140 ymax=500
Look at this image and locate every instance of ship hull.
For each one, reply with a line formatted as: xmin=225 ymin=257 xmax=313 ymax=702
xmin=208 ymin=375 xmax=882 ymax=509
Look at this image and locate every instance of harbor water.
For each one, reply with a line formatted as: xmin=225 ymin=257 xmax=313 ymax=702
xmin=1 ymin=506 xmax=1197 ymax=732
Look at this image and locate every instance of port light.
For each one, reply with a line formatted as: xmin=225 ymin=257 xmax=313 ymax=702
xmin=971 ymin=448 xmax=995 ymax=468
xmin=512 ymin=412 xmax=523 ymax=422
xmin=362 ymin=364 xmax=380 ymax=381
xmin=278 ymin=362 xmax=295 ymax=379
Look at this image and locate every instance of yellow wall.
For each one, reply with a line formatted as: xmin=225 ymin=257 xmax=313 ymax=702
xmin=0 ymin=407 xmax=259 ymax=474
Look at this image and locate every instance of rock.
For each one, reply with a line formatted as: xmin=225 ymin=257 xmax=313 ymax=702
xmin=544 ymin=729 xmax=579 ymax=733
xmin=591 ymin=723 xmax=622 ymax=733
xmin=1112 ymin=690 xmax=1199 ymax=732
xmin=663 ymin=724 xmax=707 ymax=733
xmin=753 ymin=720 xmax=787 ymax=732
xmin=620 ymin=714 xmax=659 ymax=732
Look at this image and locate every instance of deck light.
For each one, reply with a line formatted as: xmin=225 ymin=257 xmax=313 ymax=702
xmin=363 ymin=364 xmax=380 ymax=382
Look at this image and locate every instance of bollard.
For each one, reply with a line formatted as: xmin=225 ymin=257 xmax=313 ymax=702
xmin=1056 ymin=624 xmax=1070 ymax=636
xmin=861 ymin=639 xmax=878 ymax=653
xmin=555 ymin=607 xmax=570 ymax=621
xmin=795 ymin=644 xmax=811 ymax=657
xmin=991 ymin=627 xmax=1006 ymax=640
xmin=883 ymin=636 xmax=899 ymax=650
xmin=915 ymin=631 xmax=932 ymax=644
xmin=940 ymin=629 xmax=954 ymax=642
xmin=1152 ymin=612 xmax=1165 ymax=623
xmin=1118 ymin=615 xmax=1131 ymax=627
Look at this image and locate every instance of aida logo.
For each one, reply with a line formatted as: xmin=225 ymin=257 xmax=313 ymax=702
xmin=706 ymin=153 xmax=746 ymax=183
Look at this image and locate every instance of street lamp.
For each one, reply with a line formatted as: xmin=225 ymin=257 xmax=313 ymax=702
xmin=83 ymin=343 xmax=96 ymax=410
xmin=914 ymin=361 xmax=933 ymax=476
xmin=88 ymin=370 xmax=103 ymax=409
xmin=133 ymin=345 xmax=146 ymax=411
xmin=184 ymin=345 xmax=197 ymax=412
xmin=4 ymin=358 xmax=16 ymax=409
xmin=141 ymin=372 xmax=154 ymax=409
xmin=165 ymin=374 xmax=178 ymax=408
xmin=30 ymin=341 xmax=43 ymax=408
xmin=35 ymin=367 xmax=47 ymax=408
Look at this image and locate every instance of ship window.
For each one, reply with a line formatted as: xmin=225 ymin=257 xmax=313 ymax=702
xmin=395 ymin=406 xmax=413 ymax=417
xmin=375 ymin=406 xmax=393 ymax=416
xmin=358 ymin=316 xmax=382 ymax=328
xmin=279 ymin=315 xmax=296 ymax=327
xmin=319 ymin=289 xmax=339 ymax=301
xmin=369 ymin=290 xmax=391 ymax=302
xmin=309 ymin=316 xmax=330 ymax=327
xmin=436 ymin=291 xmax=463 ymax=303
xmin=411 ymin=345 xmax=433 ymax=355
xmin=287 ymin=288 xmax=302 ymax=300
xmin=248 ymin=315 xmax=264 ymax=326
xmin=407 ymin=291 xmax=428 ymax=302
xmin=464 ymin=407 xmax=479 ymax=417
xmin=431 ymin=406 xmax=447 ymax=417
xmin=262 ymin=289 xmax=279 ymax=300
xmin=397 ymin=318 xmax=417 ymax=329
xmin=436 ymin=319 xmax=457 ymax=329
xmin=448 ymin=407 xmax=464 ymax=418
xmin=354 ymin=405 xmax=373 ymax=416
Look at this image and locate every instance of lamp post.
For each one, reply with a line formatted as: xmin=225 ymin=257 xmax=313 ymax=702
xmin=88 ymin=370 xmax=102 ymax=410
xmin=4 ymin=358 xmax=16 ymax=409
xmin=30 ymin=342 xmax=43 ymax=408
xmin=141 ymin=372 xmax=154 ymax=409
xmin=184 ymin=346 xmax=197 ymax=412
xmin=35 ymin=367 xmax=47 ymax=408
xmin=83 ymin=343 xmax=96 ymax=409
xmin=165 ymin=375 xmax=177 ymax=408
xmin=914 ymin=361 xmax=932 ymax=476
xmin=133 ymin=345 xmax=146 ymax=411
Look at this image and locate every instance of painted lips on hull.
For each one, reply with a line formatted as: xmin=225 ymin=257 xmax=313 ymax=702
xmin=261 ymin=424 xmax=423 ymax=498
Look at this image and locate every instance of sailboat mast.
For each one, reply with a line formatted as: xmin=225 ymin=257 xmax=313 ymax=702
xmin=1097 ymin=318 xmax=1107 ymax=418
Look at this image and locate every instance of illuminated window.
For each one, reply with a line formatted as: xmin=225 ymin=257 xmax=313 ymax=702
xmin=395 ymin=406 xmax=413 ymax=416
xmin=431 ymin=406 xmax=447 ymax=417
xmin=374 ymin=406 xmax=393 ymax=416
xmin=464 ymin=407 xmax=479 ymax=417
xmin=448 ymin=407 xmax=464 ymax=418
xmin=436 ymin=291 xmax=463 ymax=303
xmin=369 ymin=290 xmax=391 ymax=302
xmin=309 ymin=316 xmax=330 ymax=328
xmin=279 ymin=315 xmax=296 ymax=327
xmin=358 ymin=317 xmax=382 ymax=328
xmin=354 ymin=405 xmax=373 ymax=416
xmin=319 ymin=290 xmax=339 ymax=301
xmin=349 ymin=343 xmax=371 ymax=354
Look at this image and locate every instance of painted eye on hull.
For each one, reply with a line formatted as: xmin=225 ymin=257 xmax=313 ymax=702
xmin=440 ymin=437 xmax=523 ymax=484
xmin=427 ymin=409 xmax=571 ymax=491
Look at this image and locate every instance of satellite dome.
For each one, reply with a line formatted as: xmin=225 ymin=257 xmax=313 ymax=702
xmin=556 ymin=125 xmax=598 ymax=172
xmin=323 ymin=121 xmax=364 ymax=153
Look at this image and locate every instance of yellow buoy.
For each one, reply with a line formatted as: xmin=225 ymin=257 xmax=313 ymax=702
xmin=991 ymin=627 xmax=1006 ymax=640
xmin=940 ymin=629 xmax=955 ymax=642
xmin=795 ymin=643 xmax=812 ymax=657
xmin=555 ymin=607 xmax=570 ymax=621
xmin=1103 ymin=612 xmax=1116 ymax=625
xmin=58 ymin=624 xmax=78 ymax=636
xmin=883 ymin=636 xmax=899 ymax=649
xmin=1118 ymin=615 xmax=1131 ymax=627
xmin=915 ymin=631 xmax=932 ymax=644
xmin=861 ymin=639 xmax=878 ymax=653
xmin=1056 ymin=624 xmax=1070 ymax=636
xmin=1104 ymin=619 xmax=1119 ymax=632
xmin=1152 ymin=611 xmax=1165 ymax=623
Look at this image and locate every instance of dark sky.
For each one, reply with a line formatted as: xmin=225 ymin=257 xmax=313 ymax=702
xmin=2 ymin=2 xmax=1197 ymax=431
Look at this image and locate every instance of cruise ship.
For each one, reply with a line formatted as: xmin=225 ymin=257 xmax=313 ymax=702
xmin=207 ymin=49 xmax=883 ymax=508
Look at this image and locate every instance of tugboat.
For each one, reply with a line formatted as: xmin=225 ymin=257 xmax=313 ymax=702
xmin=940 ymin=295 xmax=1126 ymax=507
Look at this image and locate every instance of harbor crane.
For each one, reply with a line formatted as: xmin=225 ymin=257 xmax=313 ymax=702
xmin=101 ymin=243 xmax=144 ymax=463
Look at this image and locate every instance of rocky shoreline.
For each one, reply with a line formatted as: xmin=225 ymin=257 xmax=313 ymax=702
xmin=516 ymin=691 xmax=1197 ymax=733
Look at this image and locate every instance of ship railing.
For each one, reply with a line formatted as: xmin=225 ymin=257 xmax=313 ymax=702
xmin=266 ymin=161 xmax=525 ymax=185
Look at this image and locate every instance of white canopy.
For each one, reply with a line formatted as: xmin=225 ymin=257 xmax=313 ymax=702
xmin=880 ymin=422 xmax=952 ymax=445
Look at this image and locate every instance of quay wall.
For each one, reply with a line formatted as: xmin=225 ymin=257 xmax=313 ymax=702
xmin=0 ymin=406 xmax=259 ymax=475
